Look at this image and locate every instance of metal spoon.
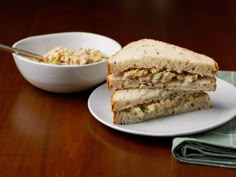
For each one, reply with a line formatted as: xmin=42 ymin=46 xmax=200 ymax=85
xmin=0 ymin=43 xmax=47 ymax=62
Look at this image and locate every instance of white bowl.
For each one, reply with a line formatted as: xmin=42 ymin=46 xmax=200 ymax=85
xmin=12 ymin=32 xmax=121 ymax=93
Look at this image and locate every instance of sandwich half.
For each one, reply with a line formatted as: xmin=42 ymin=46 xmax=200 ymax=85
xmin=112 ymin=89 xmax=212 ymax=124
xmin=107 ymin=39 xmax=218 ymax=91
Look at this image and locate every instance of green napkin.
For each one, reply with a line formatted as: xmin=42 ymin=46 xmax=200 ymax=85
xmin=172 ymin=71 xmax=236 ymax=168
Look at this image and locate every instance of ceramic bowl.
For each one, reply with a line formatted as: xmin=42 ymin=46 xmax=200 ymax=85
xmin=12 ymin=32 xmax=121 ymax=93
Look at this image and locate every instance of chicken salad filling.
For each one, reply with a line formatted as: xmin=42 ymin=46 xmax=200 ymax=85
xmin=43 ymin=47 xmax=108 ymax=65
xmin=118 ymin=68 xmax=206 ymax=83
xmin=117 ymin=92 xmax=207 ymax=118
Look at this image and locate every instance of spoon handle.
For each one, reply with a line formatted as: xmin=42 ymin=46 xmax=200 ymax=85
xmin=0 ymin=43 xmax=46 ymax=62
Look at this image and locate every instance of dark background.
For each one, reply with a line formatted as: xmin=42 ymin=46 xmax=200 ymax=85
xmin=1 ymin=0 xmax=236 ymax=70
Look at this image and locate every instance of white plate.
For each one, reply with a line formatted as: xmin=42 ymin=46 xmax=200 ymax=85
xmin=88 ymin=78 xmax=236 ymax=137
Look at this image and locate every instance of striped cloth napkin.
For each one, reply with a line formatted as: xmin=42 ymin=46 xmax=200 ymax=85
xmin=172 ymin=71 xmax=236 ymax=168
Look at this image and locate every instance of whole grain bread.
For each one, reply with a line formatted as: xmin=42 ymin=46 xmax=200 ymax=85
xmin=107 ymin=39 xmax=218 ymax=76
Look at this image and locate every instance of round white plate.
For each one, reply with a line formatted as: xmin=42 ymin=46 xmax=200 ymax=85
xmin=88 ymin=78 xmax=236 ymax=137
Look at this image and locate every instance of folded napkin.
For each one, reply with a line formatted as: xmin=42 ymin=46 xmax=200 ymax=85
xmin=172 ymin=71 xmax=236 ymax=168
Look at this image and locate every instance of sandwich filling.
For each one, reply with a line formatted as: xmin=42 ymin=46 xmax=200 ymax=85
xmin=114 ymin=68 xmax=209 ymax=83
xmin=114 ymin=92 xmax=211 ymax=124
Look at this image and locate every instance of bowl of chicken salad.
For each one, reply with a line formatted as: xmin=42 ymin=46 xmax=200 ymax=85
xmin=12 ymin=32 xmax=121 ymax=93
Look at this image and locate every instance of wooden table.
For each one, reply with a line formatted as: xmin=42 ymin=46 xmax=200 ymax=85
xmin=0 ymin=0 xmax=236 ymax=176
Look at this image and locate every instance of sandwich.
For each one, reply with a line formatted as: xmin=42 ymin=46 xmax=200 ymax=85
xmin=112 ymin=89 xmax=211 ymax=124
xmin=106 ymin=39 xmax=218 ymax=125
xmin=107 ymin=39 xmax=218 ymax=91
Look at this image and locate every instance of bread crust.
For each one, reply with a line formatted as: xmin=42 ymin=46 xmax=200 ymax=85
xmin=111 ymin=91 xmax=117 ymax=111
xmin=106 ymin=75 xmax=113 ymax=90
xmin=107 ymin=57 xmax=112 ymax=75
